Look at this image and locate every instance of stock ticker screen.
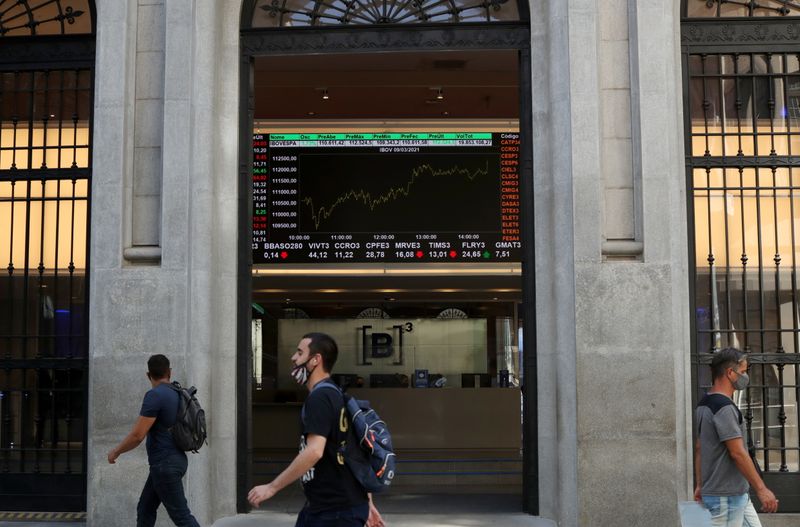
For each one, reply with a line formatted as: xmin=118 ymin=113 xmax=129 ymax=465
xmin=251 ymin=132 xmax=522 ymax=264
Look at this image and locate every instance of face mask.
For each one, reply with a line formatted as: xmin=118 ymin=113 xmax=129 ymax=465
xmin=732 ymin=370 xmax=750 ymax=391
xmin=291 ymin=358 xmax=314 ymax=385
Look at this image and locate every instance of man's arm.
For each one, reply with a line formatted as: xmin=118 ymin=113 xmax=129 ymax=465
xmin=367 ymin=493 xmax=385 ymax=527
xmin=247 ymin=434 xmax=326 ymax=507
xmin=723 ymin=438 xmax=778 ymax=513
xmin=107 ymin=416 xmax=156 ymax=464
xmin=693 ymin=439 xmax=702 ymax=502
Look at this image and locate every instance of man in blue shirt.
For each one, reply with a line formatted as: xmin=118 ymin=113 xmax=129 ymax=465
xmin=108 ymin=354 xmax=200 ymax=527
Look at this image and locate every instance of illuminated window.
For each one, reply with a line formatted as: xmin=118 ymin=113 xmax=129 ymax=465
xmin=0 ymin=70 xmax=92 ymax=271
xmin=0 ymin=0 xmax=93 ymax=37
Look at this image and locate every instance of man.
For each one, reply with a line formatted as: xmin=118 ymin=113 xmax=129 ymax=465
xmin=108 ymin=354 xmax=200 ymax=527
xmin=248 ymin=332 xmax=384 ymax=527
xmin=694 ymin=348 xmax=779 ymax=526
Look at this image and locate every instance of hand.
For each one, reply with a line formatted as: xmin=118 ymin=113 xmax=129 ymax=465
xmin=107 ymin=449 xmax=119 ymax=464
xmin=367 ymin=500 xmax=385 ymax=527
xmin=756 ymin=487 xmax=779 ymax=513
xmin=247 ymin=484 xmax=276 ymax=508
xmin=693 ymin=484 xmax=702 ymax=503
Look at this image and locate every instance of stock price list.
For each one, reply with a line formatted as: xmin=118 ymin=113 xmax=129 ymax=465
xmin=252 ymin=132 xmax=521 ymax=264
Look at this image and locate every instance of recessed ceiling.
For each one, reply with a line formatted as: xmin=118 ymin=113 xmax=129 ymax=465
xmin=253 ymin=50 xmax=519 ymax=119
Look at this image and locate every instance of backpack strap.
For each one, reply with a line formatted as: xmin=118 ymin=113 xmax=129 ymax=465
xmin=697 ymin=393 xmax=743 ymax=432
xmin=164 ymin=381 xmax=183 ymax=392
xmin=697 ymin=392 xmax=757 ymax=460
xmin=311 ymin=378 xmax=342 ymax=394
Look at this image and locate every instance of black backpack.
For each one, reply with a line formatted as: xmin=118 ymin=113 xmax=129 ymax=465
xmin=313 ymin=381 xmax=396 ymax=493
xmin=167 ymin=382 xmax=207 ymax=453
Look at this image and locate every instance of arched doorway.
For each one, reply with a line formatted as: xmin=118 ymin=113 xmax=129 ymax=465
xmin=0 ymin=0 xmax=96 ymax=512
xmin=237 ymin=0 xmax=536 ymax=514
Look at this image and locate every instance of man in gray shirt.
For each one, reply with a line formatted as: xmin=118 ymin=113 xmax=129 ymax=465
xmin=695 ymin=348 xmax=778 ymax=526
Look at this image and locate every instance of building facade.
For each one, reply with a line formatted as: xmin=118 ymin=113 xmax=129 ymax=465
xmin=1 ymin=1 xmax=799 ymax=526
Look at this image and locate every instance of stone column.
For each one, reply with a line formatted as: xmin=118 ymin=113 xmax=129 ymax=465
xmin=88 ymin=0 xmax=240 ymax=524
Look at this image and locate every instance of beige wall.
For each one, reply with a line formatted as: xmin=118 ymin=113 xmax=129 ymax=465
xmin=275 ymin=318 xmax=489 ymax=390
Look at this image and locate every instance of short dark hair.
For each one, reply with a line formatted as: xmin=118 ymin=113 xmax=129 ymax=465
xmin=302 ymin=332 xmax=338 ymax=373
xmin=148 ymin=354 xmax=171 ymax=380
xmin=710 ymin=348 xmax=746 ymax=381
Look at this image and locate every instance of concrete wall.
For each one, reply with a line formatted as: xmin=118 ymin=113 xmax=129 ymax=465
xmin=562 ymin=0 xmax=691 ymax=526
xmin=533 ymin=0 xmax=692 ymax=526
xmin=88 ymin=0 xmax=241 ymax=525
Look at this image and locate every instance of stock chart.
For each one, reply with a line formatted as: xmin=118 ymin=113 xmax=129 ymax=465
xmin=252 ymin=132 xmax=521 ymax=264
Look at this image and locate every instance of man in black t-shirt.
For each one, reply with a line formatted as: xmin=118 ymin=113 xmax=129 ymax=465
xmin=108 ymin=354 xmax=200 ymax=527
xmin=248 ymin=332 xmax=384 ymax=527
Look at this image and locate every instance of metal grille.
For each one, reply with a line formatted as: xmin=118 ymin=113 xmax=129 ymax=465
xmin=687 ymin=51 xmax=800 ymax=506
xmin=685 ymin=0 xmax=800 ymax=17
xmin=0 ymin=66 xmax=91 ymax=511
xmin=247 ymin=0 xmax=521 ymax=28
xmin=0 ymin=0 xmax=92 ymax=37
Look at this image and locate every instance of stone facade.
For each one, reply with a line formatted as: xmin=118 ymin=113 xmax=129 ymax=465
xmin=81 ymin=1 xmax=762 ymax=526
xmin=88 ymin=0 xmax=240 ymax=524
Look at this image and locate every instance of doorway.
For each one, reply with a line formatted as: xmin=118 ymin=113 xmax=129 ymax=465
xmin=238 ymin=2 xmax=534 ymax=514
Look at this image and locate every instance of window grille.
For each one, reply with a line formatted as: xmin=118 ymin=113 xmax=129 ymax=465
xmin=685 ymin=34 xmax=800 ymax=505
xmin=685 ymin=0 xmax=800 ymax=18
xmin=0 ymin=0 xmax=92 ymax=37
xmin=247 ymin=0 xmax=522 ymax=28
xmin=0 ymin=6 xmax=94 ymax=509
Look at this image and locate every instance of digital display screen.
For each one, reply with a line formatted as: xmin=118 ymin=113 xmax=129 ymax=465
xmin=252 ymin=132 xmax=521 ymax=264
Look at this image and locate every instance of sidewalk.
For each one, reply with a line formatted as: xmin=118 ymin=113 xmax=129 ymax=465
xmin=213 ymin=491 xmax=553 ymax=527
xmin=212 ymin=510 xmax=555 ymax=527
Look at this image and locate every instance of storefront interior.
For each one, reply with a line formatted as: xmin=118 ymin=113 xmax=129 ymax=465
xmin=249 ymin=50 xmax=524 ymax=503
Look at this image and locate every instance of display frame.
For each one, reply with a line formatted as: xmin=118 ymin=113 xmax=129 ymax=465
xmin=252 ymin=125 xmax=522 ymax=265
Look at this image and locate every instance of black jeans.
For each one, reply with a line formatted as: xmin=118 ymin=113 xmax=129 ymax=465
xmin=136 ymin=453 xmax=200 ymax=527
xmin=295 ymin=502 xmax=369 ymax=527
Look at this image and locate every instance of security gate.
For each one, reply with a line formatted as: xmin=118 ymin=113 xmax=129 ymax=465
xmin=683 ymin=0 xmax=800 ymax=510
xmin=0 ymin=1 xmax=95 ymax=511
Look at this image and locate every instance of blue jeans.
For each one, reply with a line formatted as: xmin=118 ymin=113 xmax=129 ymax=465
xmin=136 ymin=453 xmax=200 ymax=527
xmin=294 ymin=503 xmax=369 ymax=527
xmin=702 ymin=494 xmax=762 ymax=527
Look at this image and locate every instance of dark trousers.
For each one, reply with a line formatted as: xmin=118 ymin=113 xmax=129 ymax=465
xmin=294 ymin=502 xmax=369 ymax=527
xmin=136 ymin=453 xmax=200 ymax=527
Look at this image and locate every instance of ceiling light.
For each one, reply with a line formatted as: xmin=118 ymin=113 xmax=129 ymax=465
xmin=436 ymin=88 xmax=444 ymax=100
xmin=322 ymin=88 xmax=329 ymax=100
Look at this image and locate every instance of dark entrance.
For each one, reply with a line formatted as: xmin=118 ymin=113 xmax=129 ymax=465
xmin=0 ymin=0 xmax=95 ymax=512
xmin=237 ymin=0 xmax=536 ymax=515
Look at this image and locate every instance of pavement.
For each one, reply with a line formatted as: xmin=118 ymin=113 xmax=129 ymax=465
xmin=212 ymin=511 xmax=554 ymax=527
xmin=2 ymin=489 xmax=796 ymax=527
xmin=0 ymin=491 xmax=556 ymax=527
xmin=212 ymin=491 xmax=555 ymax=527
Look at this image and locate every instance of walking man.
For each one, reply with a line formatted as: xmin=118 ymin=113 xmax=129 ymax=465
xmin=695 ymin=347 xmax=779 ymax=526
xmin=108 ymin=354 xmax=200 ymax=527
xmin=248 ymin=332 xmax=384 ymax=527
